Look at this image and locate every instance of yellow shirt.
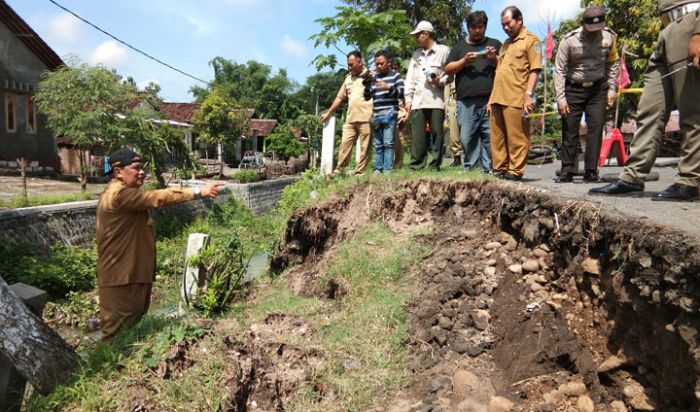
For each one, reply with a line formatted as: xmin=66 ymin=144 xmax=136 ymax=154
xmin=489 ymin=27 xmax=543 ymax=108
xmin=336 ymin=68 xmax=373 ymax=123
xmin=96 ymin=180 xmax=195 ymax=287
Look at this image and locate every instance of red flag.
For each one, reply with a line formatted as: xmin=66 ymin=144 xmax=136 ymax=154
xmin=617 ymin=56 xmax=631 ymax=90
xmin=545 ymin=24 xmax=556 ymax=60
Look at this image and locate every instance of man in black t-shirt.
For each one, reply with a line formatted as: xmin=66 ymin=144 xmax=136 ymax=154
xmin=445 ymin=11 xmax=501 ymax=172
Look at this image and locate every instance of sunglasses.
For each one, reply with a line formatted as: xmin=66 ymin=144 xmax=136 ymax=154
xmin=583 ymin=16 xmax=605 ymax=24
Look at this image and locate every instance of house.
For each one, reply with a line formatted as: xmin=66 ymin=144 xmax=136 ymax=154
xmin=0 ymin=0 xmax=64 ymax=173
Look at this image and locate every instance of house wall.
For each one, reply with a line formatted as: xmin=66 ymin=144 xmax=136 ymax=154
xmin=0 ymin=21 xmax=60 ymax=172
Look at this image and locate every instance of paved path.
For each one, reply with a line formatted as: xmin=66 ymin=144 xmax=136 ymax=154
xmin=518 ymin=159 xmax=699 ymax=236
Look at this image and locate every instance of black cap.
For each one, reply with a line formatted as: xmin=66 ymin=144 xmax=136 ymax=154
xmin=582 ymin=6 xmax=606 ymax=31
xmin=105 ymin=148 xmax=141 ymax=175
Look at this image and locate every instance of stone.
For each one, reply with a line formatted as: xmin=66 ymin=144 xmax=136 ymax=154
xmin=452 ymin=340 xmax=470 ymax=354
xmin=486 ymin=259 xmax=497 ymax=266
xmin=610 ymin=401 xmax=628 ymax=412
xmin=472 ymin=310 xmax=491 ymax=331
xmin=533 ymin=248 xmax=548 ymax=258
xmin=581 ymin=257 xmax=601 ymax=275
xmin=508 ymin=264 xmax=522 ymax=274
xmin=452 ymin=370 xmax=479 ymax=397
xmin=623 ymin=381 xmax=655 ymax=410
xmin=438 ymin=316 xmax=453 ymax=330
xmin=488 ymin=396 xmax=514 ymax=412
xmin=484 ymin=267 xmax=496 ymax=277
xmin=542 ymin=389 xmax=562 ymax=404
xmin=538 ymin=243 xmax=551 ymax=252
xmin=598 ymin=355 xmax=626 ymax=373
xmin=651 ymin=290 xmax=661 ymax=303
xmin=538 ymin=256 xmax=549 ymax=270
xmin=522 ymin=259 xmax=539 ymax=272
xmin=559 ymin=381 xmax=587 ymax=397
xmin=485 ymin=241 xmax=502 ymax=250
xmin=576 ymin=395 xmax=594 ymax=412
xmin=530 ymin=283 xmax=544 ymax=293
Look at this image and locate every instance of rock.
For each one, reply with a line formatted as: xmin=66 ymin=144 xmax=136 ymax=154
xmin=610 ymin=400 xmax=628 ymax=411
xmin=533 ymin=248 xmax=548 ymax=258
xmin=438 ymin=316 xmax=453 ymax=330
xmin=452 ymin=340 xmax=469 ymax=354
xmin=467 ymin=344 xmax=487 ymax=357
xmin=522 ymin=259 xmax=540 ymax=272
xmin=485 ymin=242 xmax=502 ymax=250
xmin=538 ymin=256 xmax=549 ymax=270
xmin=530 ymin=283 xmax=544 ymax=293
xmin=463 ymin=229 xmax=477 ymax=238
xmin=452 ymin=370 xmax=479 ymax=397
xmin=623 ymin=381 xmax=655 ymax=410
xmin=598 ymin=355 xmax=626 ymax=373
xmin=542 ymin=390 xmax=563 ymax=404
xmin=484 ymin=266 xmax=496 ymax=277
xmin=534 ymin=290 xmax=549 ymax=301
xmin=581 ymin=257 xmax=601 ymax=275
xmin=576 ymin=395 xmax=594 ymax=412
xmin=508 ymin=264 xmax=522 ymax=274
xmin=488 ymin=396 xmax=514 ymax=412
xmin=472 ymin=310 xmax=491 ymax=331
xmin=559 ymin=381 xmax=587 ymax=397
xmin=486 ymin=259 xmax=497 ymax=266
xmin=538 ymin=243 xmax=551 ymax=252
xmin=651 ymin=290 xmax=661 ymax=303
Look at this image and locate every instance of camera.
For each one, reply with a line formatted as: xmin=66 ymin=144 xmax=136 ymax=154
xmin=423 ymin=69 xmax=437 ymax=79
xmin=363 ymin=74 xmax=374 ymax=101
xmin=473 ymin=50 xmax=489 ymax=59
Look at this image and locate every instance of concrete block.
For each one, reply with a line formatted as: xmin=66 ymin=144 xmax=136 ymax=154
xmin=9 ymin=282 xmax=48 ymax=316
xmin=29 ymin=161 xmax=39 ymax=168
xmin=321 ymin=117 xmax=336 ymax=175
xmin=0 ymin=161 xmax=7 ymax=167
xmin=181 ymin=233 xmax=210 ymax=306
xmin=8 ymin=162 xmax=17 ymax=168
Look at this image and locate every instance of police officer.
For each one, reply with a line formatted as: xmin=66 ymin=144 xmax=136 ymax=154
xmin=554 ymin=6 xmax=620 ymax=183
xmin=590 ymin=0 xmax=700 ymax=201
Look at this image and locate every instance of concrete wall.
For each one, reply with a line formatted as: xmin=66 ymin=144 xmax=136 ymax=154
xmin=0 ymin=21 xmax=59 ymax=172
xmin=0 ymin=177 xmax=297 ymax=253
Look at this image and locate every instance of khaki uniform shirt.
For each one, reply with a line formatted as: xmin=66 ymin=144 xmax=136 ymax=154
xmin=554 ymin=27 xmax=620 ymax=104
xmin=336 ymin=68 xmax=373 ymax=123
xmin=96 ymin=181 xmax=195 ymax=287
xmin=404 ymin=43 xmax=451 ymax=110
xmin=489 ymin=27 xmax=543 ymax=108
xmin=659 ymin=0 xmax=700 ymax=33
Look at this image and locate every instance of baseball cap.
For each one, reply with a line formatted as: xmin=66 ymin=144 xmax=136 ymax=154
xmin=582 ymin=6 xmax=606 ymax=31
xmin=410 ymin=21 xmax=434 ymax=35
xmin=105 ymin=148 xmax=141 ymax=175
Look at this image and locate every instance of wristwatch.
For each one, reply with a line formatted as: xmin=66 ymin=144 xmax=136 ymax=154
xmin=193 ymin=186 xmax=201 ymax=200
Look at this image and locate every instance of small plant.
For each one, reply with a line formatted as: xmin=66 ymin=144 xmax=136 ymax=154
xmin=233 ymin=169 xmax=264 ymax=183
xmin=140 ymin=322 xmax=209 ymax=369
xmin=8 ymin=192 xmax=93 ymax=208
xmin=44 ymin=291 xmax=100 ymax=330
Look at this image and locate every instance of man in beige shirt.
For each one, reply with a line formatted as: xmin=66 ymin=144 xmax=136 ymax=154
xmin=96 ymin=148 xmax=222 ymax=340
xmin=320 ymin=50 xmax=374 ymax=175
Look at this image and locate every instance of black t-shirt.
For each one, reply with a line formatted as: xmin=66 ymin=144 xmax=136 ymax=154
xmin=446 ymin=37 xmax=502 ymax=100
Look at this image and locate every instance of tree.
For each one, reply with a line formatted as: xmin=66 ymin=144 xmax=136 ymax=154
xmin=35 ymin=63 xmax=135 ymax=191
xmin=342 ymin=0 xmax=474 ymax=46
xmin=286 ymin=71 xmax=347 ymax=118
xmin=193 ymin=88 xmax=250 ymax=176
xmin=293 ymin=113 xmax=323 ymax=166
xmin=310 ymin=6 xmax=415 ymax=71
xmin=266 ymin=124 xmax=305 ymax=165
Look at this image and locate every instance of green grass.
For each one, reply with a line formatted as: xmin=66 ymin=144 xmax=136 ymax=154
xmin=0 ymin=191 xmax=93 ymax=208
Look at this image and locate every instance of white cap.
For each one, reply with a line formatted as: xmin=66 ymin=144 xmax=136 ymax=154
xmin=410 ymin=20 xmax=434 ymax=35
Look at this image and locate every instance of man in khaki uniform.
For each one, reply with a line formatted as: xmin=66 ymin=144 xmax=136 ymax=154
xmin=320 ymin=50 xmax=373 ymax=175
xmin=445 ymin=82 xmax=463 ymax=166
xmin=97 ymin=149 xmax=223 ymax=340
xmin=554 ymin=6 xmax=620 ymax=183
xmin=488 ymin=6 xmax=542 ymax=180
xmin=590 ymin=0 xmax=700 ymax=201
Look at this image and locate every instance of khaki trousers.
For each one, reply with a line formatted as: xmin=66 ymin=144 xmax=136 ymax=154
xmin=620 ymin=12 xmax=700 ymax=187
xmin=490 ymin=104 xmax=531 ymax=177
xmin=446 ymin=90 xmax=463 ymax=157
xmin=99 ymin=282 xmax=152 ymax=341
xmin=394 ymin=127 xmax=406 ymax=168
xmin=335 ymin=122 xmax=371 ymax=175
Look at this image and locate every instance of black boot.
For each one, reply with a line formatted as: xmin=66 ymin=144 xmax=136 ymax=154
xmin=583 ymin=169 xmax=601 ymax=183
xmin=555 ymin=172 xmax=573 ymax=183
xmin=589 ymin=179 xmax=644 ymax=195
xmin=652 ymin=183 xmax=699 ymax=202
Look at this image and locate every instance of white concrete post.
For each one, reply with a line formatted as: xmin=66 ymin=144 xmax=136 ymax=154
xmin=181 ymin=233 xmax=210 ymax=307
xmin=320 ymin=117 xmax=336 ymax=175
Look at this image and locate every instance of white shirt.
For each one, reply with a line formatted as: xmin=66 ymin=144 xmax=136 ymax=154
xmin=404 ymin=42 xmax=451 ymax=110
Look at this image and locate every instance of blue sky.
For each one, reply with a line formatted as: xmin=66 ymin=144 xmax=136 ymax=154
xmin=8 ymin=0 xmax=580 ymax=102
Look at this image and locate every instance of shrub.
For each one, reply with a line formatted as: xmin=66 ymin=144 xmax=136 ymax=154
xmin=233 ymin=169 xmax=264 ymax=183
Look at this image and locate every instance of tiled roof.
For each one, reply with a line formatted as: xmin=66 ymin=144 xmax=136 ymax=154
xmin=159 ymin=102 xmax=201 ymax=124
xmin=250 ymin=119 xmax=278 ymax=137
xmin=0 ymin=1 xmax=64 ymax=70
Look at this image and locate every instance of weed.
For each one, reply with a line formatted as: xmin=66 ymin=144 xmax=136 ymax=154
xmin=233 ymin=169 xmax=264 ymax=183
xmin=2 ymin=192 xmax=93 ymax=208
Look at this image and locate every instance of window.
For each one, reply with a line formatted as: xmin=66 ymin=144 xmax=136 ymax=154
xmin=5 ymin=93 xmax=16 ymax=133
xmin=26 ymin=95 xmax=36 ymax=134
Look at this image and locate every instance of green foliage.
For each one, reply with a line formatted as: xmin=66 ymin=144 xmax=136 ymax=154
xmin=266 ymin=124 xmax=305 ymax=164
xmin=0 ymin=192 xmax=93 ymax=209
xmin=44 ymin=291 xmax=100 ymax=330
xmin=141 ymin=322 xmax=209 ymax=369
xmin=0 ymin=240 xmax=96 ymax=298
xmin=286 ymin=71 xmax=347 ymax=118
xmin=310 ymin=6 xmax=415 ymax=71
xmin=233 ymin=169 xmax=264 ymax=183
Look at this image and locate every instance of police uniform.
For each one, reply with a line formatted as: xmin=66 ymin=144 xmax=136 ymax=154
xmin=590 ymin=0 xmax=700 ymax=200
xmin=554 ymin=24 xmax=619 ymax=179
xmin=489 ymin=27 xmax=543 ymax=178
xmin=334 ymin=69 xmax=374 ymax=175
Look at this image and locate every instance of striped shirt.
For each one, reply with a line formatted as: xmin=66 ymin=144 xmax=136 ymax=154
xmin=369 ymin=70 xmax=405 ymax=114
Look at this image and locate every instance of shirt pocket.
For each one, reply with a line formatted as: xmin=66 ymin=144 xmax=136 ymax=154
xmin=571 ymin=46 xmax=585 ymax=59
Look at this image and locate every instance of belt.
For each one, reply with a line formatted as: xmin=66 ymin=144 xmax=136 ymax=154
xmin=661 ymin=2 xmax=699 ymax=27
xmin=566 ymin=78 xmax=604 ymax=88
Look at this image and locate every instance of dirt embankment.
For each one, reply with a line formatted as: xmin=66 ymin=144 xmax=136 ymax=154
xmin=272 ymin=179 xmax=700 ymax=411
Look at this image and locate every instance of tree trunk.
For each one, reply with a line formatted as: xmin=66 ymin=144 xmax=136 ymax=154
xmin=218 ymin=142 xmax=225 ymax=176
xmin=78 ymin=152 xmax=88 ymax=192
xmin=17 ymin=158 xmax=27 ymax=198
xmin=0 ymin=277 xmax=81 ymax=395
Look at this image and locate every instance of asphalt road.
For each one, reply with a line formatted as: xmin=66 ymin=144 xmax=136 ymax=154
xmin=518 ymin=158 xmax=699 ymax=237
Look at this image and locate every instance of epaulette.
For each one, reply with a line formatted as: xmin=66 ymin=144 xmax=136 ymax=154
xmin=563 ymin=27 xmax=582 ymax=39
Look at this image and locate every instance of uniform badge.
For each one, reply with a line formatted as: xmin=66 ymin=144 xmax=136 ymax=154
xmin=534 ymin=44 xmax=542 ymax=54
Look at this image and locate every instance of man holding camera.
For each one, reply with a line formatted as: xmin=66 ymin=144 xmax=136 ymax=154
xmin=445 ymin=10 xmax=501 ymax=172
xmin=554 ymin=6 xmax=620 ymax=183
xmin=404 ymin=20 xmax=451 ymax=170
xmin=320 ymin=51 xmax=374 ymax=175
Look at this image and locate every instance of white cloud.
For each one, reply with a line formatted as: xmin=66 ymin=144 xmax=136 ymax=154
xmin=137 ymin=78 xmax=159 ymax=90
xmin=89 ymin=40 xmax=128 ymax=66
xmin=280 ymin=34 xmax=308 ymax=59
xmin=47 ymin=12 xmax=82 ymax=45
xmin=516 ymin=0 xmax=580 ymax=25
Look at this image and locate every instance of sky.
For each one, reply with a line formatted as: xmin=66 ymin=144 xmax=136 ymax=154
xmin=8 ymin=0 xmax=581 ymax=103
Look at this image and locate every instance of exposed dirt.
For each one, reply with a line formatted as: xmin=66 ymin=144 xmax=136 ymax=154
xmin=270 ymin=179 xmax=700 ymax=411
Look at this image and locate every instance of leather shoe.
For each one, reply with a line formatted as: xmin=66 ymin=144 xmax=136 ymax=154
xmin=652 ymin=183 xmax=699 ymax=202
xmin=583 ymin=170 xmax=601 ymax=183
xmin=501 ymin=173 xmax=522 ymax=181
xmin=589 ymin=179 xmax=643 ymax=195
xmin=555 ymin=172 xmax=573 ymax=183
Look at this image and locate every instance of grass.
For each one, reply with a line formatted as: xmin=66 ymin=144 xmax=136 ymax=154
xmin=0 ymin=191 xmax=94 ymax=209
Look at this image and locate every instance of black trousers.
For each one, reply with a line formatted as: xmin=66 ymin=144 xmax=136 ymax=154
xmin=560 ymin=81 xmax=608 ymax=174
xmin=409 ymin=108 xmax=445 ymax=170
